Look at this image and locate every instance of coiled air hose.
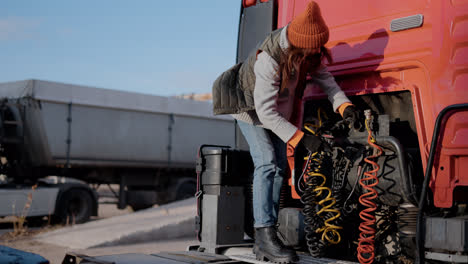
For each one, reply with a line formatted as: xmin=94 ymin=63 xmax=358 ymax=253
xmin=300 ymin=123 xmax=343 ymax=257
xmin=357 ymin=110 xmax=383 ymax=264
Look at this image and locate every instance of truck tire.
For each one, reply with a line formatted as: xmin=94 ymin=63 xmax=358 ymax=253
xmin=56 ymin=188 xmax=93 ymax=224
xmin=127 ymin=190 xmax=157 ymax=211
xmin=175 ymin=181 xmax=196 ymax=200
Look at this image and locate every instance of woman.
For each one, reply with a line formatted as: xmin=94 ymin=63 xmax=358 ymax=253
xmin=212 ymin=1 xmax=360 ymax=263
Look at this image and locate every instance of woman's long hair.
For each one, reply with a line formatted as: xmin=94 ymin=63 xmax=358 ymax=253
xmin=278 ymin=45 xmax=333 ymax=98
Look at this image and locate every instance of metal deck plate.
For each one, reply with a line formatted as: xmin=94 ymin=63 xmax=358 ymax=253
xmin=229 ymin=253 xmax=358 ymax=264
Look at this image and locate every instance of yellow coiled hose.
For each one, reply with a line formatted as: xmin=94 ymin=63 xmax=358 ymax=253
xmin=303 ymin=127 xmax=342 ymax=245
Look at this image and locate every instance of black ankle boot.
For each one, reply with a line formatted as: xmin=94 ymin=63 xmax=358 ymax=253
xmin=254 ymin=226 xmax=298 ymax=263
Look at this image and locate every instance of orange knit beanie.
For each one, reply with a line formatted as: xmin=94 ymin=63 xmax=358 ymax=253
xmin=287 ymin=1 xmax=329 ymax=49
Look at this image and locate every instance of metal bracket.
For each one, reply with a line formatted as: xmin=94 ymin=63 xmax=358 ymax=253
xmin=425 ymin=251 xmax=468 ymax=263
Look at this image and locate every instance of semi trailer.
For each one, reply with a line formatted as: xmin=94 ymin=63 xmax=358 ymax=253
xmin=0 ymin=79 xmax=236 ymax=223
xmin=61 ymin=0 xmax=468 ymax=263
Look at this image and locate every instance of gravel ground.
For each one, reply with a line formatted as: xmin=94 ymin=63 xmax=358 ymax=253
xmin=0 ymin=203 xmax=130 ymax=263
xmin=0 ymin=189 xmax=198 ymax=264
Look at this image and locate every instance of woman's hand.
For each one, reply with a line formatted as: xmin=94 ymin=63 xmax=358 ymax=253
xmin=343 ymin=105 xmax=363 ymax=131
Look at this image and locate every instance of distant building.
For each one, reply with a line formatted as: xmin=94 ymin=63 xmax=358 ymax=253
xmin=174 ymin=93 xmax=212 ymax=101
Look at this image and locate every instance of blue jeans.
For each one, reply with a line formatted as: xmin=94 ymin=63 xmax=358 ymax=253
xmin=237 ymin=121 xmax=287 ymax=228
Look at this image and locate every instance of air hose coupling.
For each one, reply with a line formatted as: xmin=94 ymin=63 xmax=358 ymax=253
xmin=364 ymin=109 xmax=372 ymax=121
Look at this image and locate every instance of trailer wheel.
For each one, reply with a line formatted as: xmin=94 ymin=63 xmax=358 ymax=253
xmin=56 ymin=189 xmax=93 ymax=224
xmin=127 ymin=190 xmax=157 ymax=211
xmin=176 ymin=181 xmax=196 ymax=200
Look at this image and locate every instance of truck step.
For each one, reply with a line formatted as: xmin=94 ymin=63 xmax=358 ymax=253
xmin=229 ymin=253 xmax=358 ymax=264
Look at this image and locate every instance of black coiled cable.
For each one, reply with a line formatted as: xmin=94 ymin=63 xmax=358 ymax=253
xmin=301 ymin=152 xmax=334 ymax=257
xmin=302 ymin=173 xmax=326 ymax=257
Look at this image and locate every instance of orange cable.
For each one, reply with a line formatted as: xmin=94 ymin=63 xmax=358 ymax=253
xmin=357 ymin=120 xmax=383 ymax=264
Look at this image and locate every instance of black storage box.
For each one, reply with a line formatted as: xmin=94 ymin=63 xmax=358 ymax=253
xmin=196 ymin=146 xmax=254 ymax=253
xmin=197 ymin=147 xmax=253 ymax=187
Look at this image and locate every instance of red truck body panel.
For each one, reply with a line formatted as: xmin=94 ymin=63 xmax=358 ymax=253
xmin=276 ymin=0 xmax=468 ymax=208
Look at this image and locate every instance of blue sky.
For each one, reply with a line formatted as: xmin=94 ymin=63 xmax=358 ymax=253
xmin=0 ymin=1 xmax=241 ymax=96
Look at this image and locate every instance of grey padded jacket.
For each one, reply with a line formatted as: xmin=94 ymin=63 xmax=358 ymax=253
xmin=213 ymin=26 xmax=350 ymax=142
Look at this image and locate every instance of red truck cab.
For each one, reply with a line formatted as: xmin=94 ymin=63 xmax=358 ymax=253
xmin=237 ymin=0 xmax=468 ymax=263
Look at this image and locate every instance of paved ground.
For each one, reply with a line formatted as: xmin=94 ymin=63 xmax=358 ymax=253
xmin=35 ymin=197 xmax=196 ymax=249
